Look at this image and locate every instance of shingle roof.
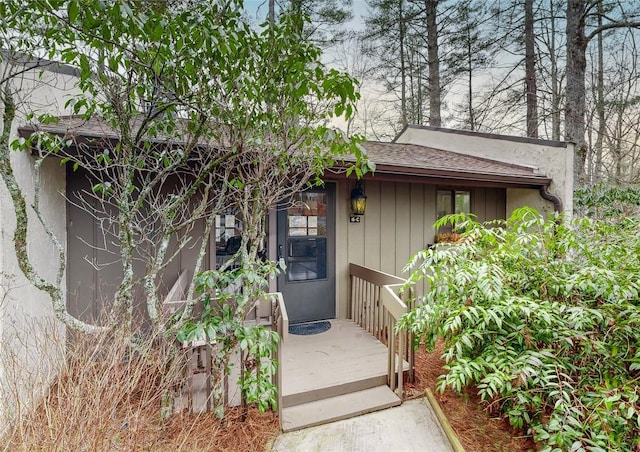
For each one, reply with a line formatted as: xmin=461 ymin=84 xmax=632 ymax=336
xmin=18 ymin=115 xmax=222 ymax=147
xmin=22 ymin=116 xmax=122 ymax=141
xmin=357 ymin=141 xmax=551 ymax=187
xmin=19 ymin=116 xmax=551 ymax=187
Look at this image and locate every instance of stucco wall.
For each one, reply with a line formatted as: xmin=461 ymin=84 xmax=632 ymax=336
xmin=507 ymin=188 xmax=550 ymax=216
xmin=396 ymin=126 xmax=575 ymax=216
xmin=0 ymin=59 xmax=79 ymax=428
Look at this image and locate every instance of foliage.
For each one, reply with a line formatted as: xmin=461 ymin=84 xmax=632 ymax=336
xmin=400 ymin=208 xmax=640 ymax=451
xmin=175 ymin=260 xmax=281 ymax=418
xmin=1 ymin=0 xmax=362 ymax=334
xmin=0 ymin=0 xmax=366 ymax=423
xmin=278 ymin=0 xmax=354 ymax=47
xmin=575 ymin=183 xmax=640 ymax=219
xmin=237 ymin=323 xmax=279 ymax=413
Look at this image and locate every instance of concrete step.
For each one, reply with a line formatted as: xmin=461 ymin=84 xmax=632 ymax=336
xmin=281 ymin=385 xmax=402 ymax=432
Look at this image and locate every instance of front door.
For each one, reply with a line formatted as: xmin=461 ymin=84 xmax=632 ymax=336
xmin=277 ymin=185 xmax=335 ymax=323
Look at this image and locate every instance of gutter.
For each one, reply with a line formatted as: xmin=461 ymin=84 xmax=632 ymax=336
xmin=539 ymin=185 xmax=563 ymax=212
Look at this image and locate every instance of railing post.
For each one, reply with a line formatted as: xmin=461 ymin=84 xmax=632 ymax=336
xmin=268 ymin=292 xmax=288 ymax=421
xmin=387 ymin=316 xmax=396 ymax=392
xmin=397 ymin=318 xmax=404 ymax=397
xmin=405 ymin=286 xmax=415 ymax=383
xmin=350 ymin=264 xmax=415 ymax=396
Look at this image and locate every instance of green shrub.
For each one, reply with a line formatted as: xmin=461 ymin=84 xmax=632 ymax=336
xmin=575 ymin=184 xmax=640 ymax=219
xmin=400 ymin=208 xmax=640 ymax=451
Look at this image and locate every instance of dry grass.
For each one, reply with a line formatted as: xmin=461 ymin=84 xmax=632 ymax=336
xmin=3 ymin=323 xmax=529 ymax=451
xmin=159 ymin=407 xmax=279 ymax=452
xmin=405 ymin=341 xmax=535 ymax=452
xmin=2 ymin=326 xmax=280 ymax=451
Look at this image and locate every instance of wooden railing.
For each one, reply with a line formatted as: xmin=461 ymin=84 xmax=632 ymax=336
xmin=244 ymin=292 xmax=288 ymax=419
xmin=162 ymin=272 xmax=288 ymax=415
xmin=381 ymin=283 xmax=412 ymax=396
xmin=162 ymin=269 xmax=191 ymax=317
xmin=349 ymin=263 xmax=414 ymax=396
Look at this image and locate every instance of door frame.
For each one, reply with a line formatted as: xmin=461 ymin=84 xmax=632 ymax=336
xmin=276 ymin=183 xmax=336 ymax=323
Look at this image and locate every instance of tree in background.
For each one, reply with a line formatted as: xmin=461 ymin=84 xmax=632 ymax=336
xmin=586 ymin=26 xmax=640 ymax=184
xmin=356 ymin=0 xmax=640 ymax=187
xmin=267 ymin=0 xmax=354 ymax=46
xmin=364 ymin=0 xmax=501 ymax=132
xmin=525 ymin=0 xmax=538 ymax=137
xmin=537 ymin=0 xmax=566 ymax=141
xmin=565 ymin=0 xmax=640 ymax=185
xmin=364 ymin=0 xmax=415 ymax=127
xmin=446 ymin=0 xmax=497 ymax=131
xmin=425 ymin=0 xmax=441 ymax=126
xmin=332 ymin=35 xmax=400 ymax=138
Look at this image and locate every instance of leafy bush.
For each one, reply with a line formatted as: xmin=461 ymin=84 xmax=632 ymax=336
xmin=400 ymin=208 xmax=640 ymax=451
xmin=575 ymin=184 xmax=640 ymax=219
xmin=176 ymin=263 xmax=280 ymax=418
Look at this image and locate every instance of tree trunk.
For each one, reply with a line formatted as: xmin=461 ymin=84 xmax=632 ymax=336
xmin=0 ymin=86 xmax=105 ymax=334
xmin=268 ymin=0 xmax=275 ymax=23
xmin=549 ymin=0 xmax=561 ymax=141
xmin=525 ymin=0 xmax=538 ymax=138
xmin=425 ymin=0 xmax=441 ymax=127
xmin=594 ymin=0 xmax=605 ymax=183
xmin=467 ymin=26 xmax=474 ymax=131
xmin=565 ymin=0 xmax=589 ymax=186
xmin=399 ymin=0 xmax=408 ymax=126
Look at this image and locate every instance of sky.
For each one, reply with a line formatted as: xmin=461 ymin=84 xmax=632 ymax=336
xmin=242 ymin=0 xmax=368 ymax=30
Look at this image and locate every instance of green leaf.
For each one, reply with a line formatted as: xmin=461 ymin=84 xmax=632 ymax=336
xmin=68 ymin=0 xmax=79 ymax=23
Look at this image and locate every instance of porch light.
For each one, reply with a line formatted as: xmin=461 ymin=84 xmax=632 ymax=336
xmin=350 ymin=180 xmax=367 ymax=216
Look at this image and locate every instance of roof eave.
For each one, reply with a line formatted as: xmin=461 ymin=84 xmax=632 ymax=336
xmin=374 ymin=164 xmax=551 ymax=186
xmin=330 ymin=162 xmax=551 ymax=188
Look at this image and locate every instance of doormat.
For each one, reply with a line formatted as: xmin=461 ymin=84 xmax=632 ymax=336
xmin=288 ymin=321 xmax=331 ymax=336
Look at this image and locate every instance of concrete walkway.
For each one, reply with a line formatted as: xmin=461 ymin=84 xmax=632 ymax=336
xmin=271 ymin=398 xmax=454 ymax=452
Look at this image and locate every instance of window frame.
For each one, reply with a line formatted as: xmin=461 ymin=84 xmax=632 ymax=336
xmin=436 ymin=188 xmax=471 ymax=234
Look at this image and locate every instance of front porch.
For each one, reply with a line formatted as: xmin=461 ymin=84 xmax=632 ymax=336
xmin=166 ymin=264 xmax=415 ymax=431
xmin=280 ymin=319 xmax=407 ymax=431
xmin=275 ymin=264 xmax=415 ymax=431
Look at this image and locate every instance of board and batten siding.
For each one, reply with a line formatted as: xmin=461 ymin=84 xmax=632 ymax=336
xmin=66 ymin=169 xmax=212 ymax=323
xmin=67 ymin=171 xmax=508 ymax=322
xmin=335 ymin=177 xmax=506 ymax=319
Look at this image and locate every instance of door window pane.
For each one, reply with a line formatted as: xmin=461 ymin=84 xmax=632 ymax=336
xmin=286 ymin=192 xmax=327 ymax=281
xmin=287 ymin=237 xmax=327 ymax=281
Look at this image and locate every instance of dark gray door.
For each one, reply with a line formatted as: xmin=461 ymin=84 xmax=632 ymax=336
xmin=277 ymin=185 xmax=335 ymax=323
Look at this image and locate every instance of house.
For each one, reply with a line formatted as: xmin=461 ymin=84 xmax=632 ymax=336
xmin=0 ymin=52 xmax=81 ymax=429
xmin=293 ymin=129 xmax=572 ymax=321
xmin=0 ymin=52 xmax=574 ymax=429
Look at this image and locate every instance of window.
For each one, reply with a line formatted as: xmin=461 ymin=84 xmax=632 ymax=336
xmin=285 ymin=191 xmax=327 ymax=281
xmin=216 ymin=214 xmax=240 ymax=244
xmin=215 ymin=212 xmax=243 ymax=268
xmin=436 ymin=189 xmax=470 ymax=233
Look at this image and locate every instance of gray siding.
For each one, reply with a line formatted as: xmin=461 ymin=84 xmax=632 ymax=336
xmin=66 ymin=169 xmax=211 ymax=324
xmin=336 ymin=178 xmax=507 ymax=317
xmin=67 ymin=168 xmax=509 ymax=322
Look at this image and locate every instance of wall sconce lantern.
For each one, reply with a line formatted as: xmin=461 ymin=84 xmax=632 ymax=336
xmin=350 ymin=180 xmax=367 ymax=217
